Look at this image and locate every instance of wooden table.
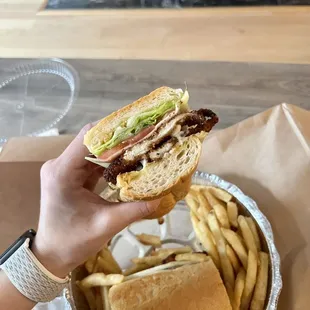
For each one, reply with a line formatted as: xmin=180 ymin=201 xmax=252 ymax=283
xmin=1 ymin=2 xmax=310 ymax=133
xmin=1 ymin=3 xmax=310 ymax=64
xmin=1 ymin=58 xmax=309 ymax=134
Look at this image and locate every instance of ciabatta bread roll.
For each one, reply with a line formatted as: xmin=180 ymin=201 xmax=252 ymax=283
xmin=109 ymin=260 xmax=232 ymax=310
xmin=84 ymin=87 xmax=218 ymax=218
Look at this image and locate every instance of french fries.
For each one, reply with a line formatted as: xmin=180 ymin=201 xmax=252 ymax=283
xmin=97 ymin=256 xmax=121 ymax=275
xmin=213 ymin=204 xmax=230 ymax=229
xmin=190 ymin=210 xmax=201 ymax=231
xmin=175 ymin=253 xmax=209 ymax=262
xmin=200 ymin=205 xmax=210 ymax=222
xmin=76 ymin=281 xmax=97 ymax=310
xmin=207 ymin=211 xmax=235 ymax=290
xmin=131 ymin=256 xmax=163 ymax=267
xmin=190 ymin=184 xmax=206 ymax=192
xmin=124 ymin=261 xmax=197 ymax=281
xmin=234 ymin=268 xmax=246 ymax=309
xmin=85 ymin=256 xmax=97 ymax=274
xmin=238 ymin=216 xmax=258 ymax=258
xmin=227 ymin=202 xmax=239 ymax=228
xmin=186 ymin=184 xmax=269 ymax=310
xmin=92 ymin=257 xmax=101 ymax=273
xmin=225 ymin=282 xmax=235 ymax=309
xmin=96 ymin=290 xmax=103 ymax=310
xmin=135 ymin=233 xmax=161 ymax=247
xmin=197 ymin=191 xmax=212 ymax=212
xmin=222 ymin=228 xmax=248 ymax=270
xmin=123 ymin=263 xmax=149 ymax=276
xmin=186 ymin=194 xmax=200 ymax=219
xmin=99 ymin=247 xmax=122 ymax=274
xmin=241 ymin=250 xmax=258 ymax=310
xmin=197 ymin=221 xmax=221 ymax=269
xmin=250 ymin=252 xmax=269 ymax=310
xmin=80 ymin=273 xmax=124 ymax=288
xmin=202 ymin=189 xmax=225 ymax=208
xmin=197 ymin=206 xmax=205 ymax=220
xmin=80 ymin=247 xmax=121 ymax=309
xmin=226 ymin=244 xmax=240 ymax=273
xmin=100 ymin=286 xmax=111 ymax=310
xmin=78 ymin=184 xmax=269 ymax=310
xmin=209 ymin=187 xmax=232 ymax=203
xmin=151 ymin=246 xmax=193 ymax=257
xmin=246 ymin=217 xmax=262 ymax=252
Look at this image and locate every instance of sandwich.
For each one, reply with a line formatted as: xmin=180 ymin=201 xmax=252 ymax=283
xmin=108 ymin=260 xmax=232 ymax=310
xmin=83 ymin=86 xmax=218 ymax=218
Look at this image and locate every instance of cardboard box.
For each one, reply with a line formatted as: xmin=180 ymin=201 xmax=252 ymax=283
xmin=0 ymin=136 xmax=73 ymax=251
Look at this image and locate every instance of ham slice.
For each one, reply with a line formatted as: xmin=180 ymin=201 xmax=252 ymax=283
xmin=97 ymin=110 xmax=179 ymax=162
xmin=98 ymin=126 xmax=155 ymax=162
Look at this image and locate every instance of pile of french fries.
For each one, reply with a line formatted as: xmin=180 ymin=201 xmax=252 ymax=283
xmin=77 ymin=185 xmax=268 ymax=310
xmin=77 ymin=238 xmax=206 ymax=309
xmin=76 ymin=247 xmax=124 ymax=310
xmin=125 ymin=233 xmax=208 ymax=276
xmin=186 ymin=185 xmax=269 ymax=310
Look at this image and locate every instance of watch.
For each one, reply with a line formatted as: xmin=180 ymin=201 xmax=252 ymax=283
xmin=0 ymin=229 xmax=70 ymax=303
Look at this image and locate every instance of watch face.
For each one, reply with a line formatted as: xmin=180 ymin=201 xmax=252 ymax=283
xmin=0 ymin=229 xmax=36 ymax=265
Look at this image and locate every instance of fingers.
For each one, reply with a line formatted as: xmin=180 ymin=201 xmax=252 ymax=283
xmin=59 ymin=123 xmax=93 ymax=169
xmin=57 ymin=122 xmax=100 ymax=183
xmin=84 ymin=166 xmax=105 ymax=191
xmin=98 ymin=199 xmax=162 ymax=239
xmin=111 ymin=199 xmax=162 ymax=223
xmin=128 ymin=199 xmax=163 ymax=220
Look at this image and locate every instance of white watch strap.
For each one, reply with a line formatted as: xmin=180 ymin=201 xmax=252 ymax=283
xmin=0 ymin=238 xmax=69 ymax=303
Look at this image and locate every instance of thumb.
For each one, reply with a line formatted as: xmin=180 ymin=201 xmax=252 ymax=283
xmin=100 ymin=199 xmax=162 ymax=238
xmin=127 ymin=199 xmax=162 ymax=221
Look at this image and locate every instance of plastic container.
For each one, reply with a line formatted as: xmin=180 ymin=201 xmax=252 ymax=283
xmin=0 ymin=58 xmax=79 ymax=146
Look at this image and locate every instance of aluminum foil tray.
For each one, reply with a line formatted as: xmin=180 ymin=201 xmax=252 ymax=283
xmin=67 ymin=171 xmax=282 ymax=310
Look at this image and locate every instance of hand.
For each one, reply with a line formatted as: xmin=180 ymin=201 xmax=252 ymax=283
xmin=32 ymin=123 xmax=161 ymax=278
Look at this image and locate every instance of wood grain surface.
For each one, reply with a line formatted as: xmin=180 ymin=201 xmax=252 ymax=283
xmin=1 ymin=59 xmax=308 ymax=135
xmin=45 ymin=0 xmax=300 ymax=8
xmin=1 ymin=7 xmax=310 ymax=63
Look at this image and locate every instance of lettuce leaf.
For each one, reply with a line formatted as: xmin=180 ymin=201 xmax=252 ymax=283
xmin=92 ymin=99 xmax=178 ymax=156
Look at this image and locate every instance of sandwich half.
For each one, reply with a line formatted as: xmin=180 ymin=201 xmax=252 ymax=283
xmin=109 ymin=260 xmax=232 ymax=310
xmin=84 ymin=87 xmax=218 ymax=218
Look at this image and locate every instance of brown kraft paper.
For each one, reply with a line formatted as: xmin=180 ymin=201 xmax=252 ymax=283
xmin=0 ymin=103 xmax=309 ymax=309
xmin=198 ymin=103 xmax=310 ymax=310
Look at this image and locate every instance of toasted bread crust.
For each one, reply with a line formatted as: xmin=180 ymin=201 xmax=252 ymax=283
xmin=109 ymin=261 xmax=232 ymax=310
xmin=145 ymin=174 xmax=193 ymax=219
xmin=116 ymin=136 xmax=202 ymax=201
xmin=112 ymin=135 xmax=202 ymax=218
xmin=100 ymin=137 xmax=200 ymax=219
xmin=83 ymin=86 xmax=182 ymax=154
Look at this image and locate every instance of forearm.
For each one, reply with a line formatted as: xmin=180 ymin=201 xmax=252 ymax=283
xmin=0 ymin=271 xmax=35 ymax=310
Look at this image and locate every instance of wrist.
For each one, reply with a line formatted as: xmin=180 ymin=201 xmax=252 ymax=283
xmin=31 ymin=235 xmax=74 ymax=278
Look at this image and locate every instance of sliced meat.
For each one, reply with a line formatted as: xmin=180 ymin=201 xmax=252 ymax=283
xmin=124 ymin=108 xmax=218 ymax=162
xmin=148 ymin=137 xmax=178 ymax=161
xmin=180 ymin=109 xmax=219 ymax=136
xmin=103 ymin=157 xmax=141 ymax=184
xmin=103 ymin=108 xmax=218 ymax=184
xmin=98 ymin=126 xmax=155 ymax=162
xmin=98 ymin=110 xmax=179 ymax=163
xmin=123 ymin=113 xmax=187 ymax=162
xmin=103 ymin=137 xmax=178 ymax=184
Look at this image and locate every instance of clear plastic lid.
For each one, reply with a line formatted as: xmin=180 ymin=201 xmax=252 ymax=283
xmin=0 ymin=58 xmax=79 ymax=145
